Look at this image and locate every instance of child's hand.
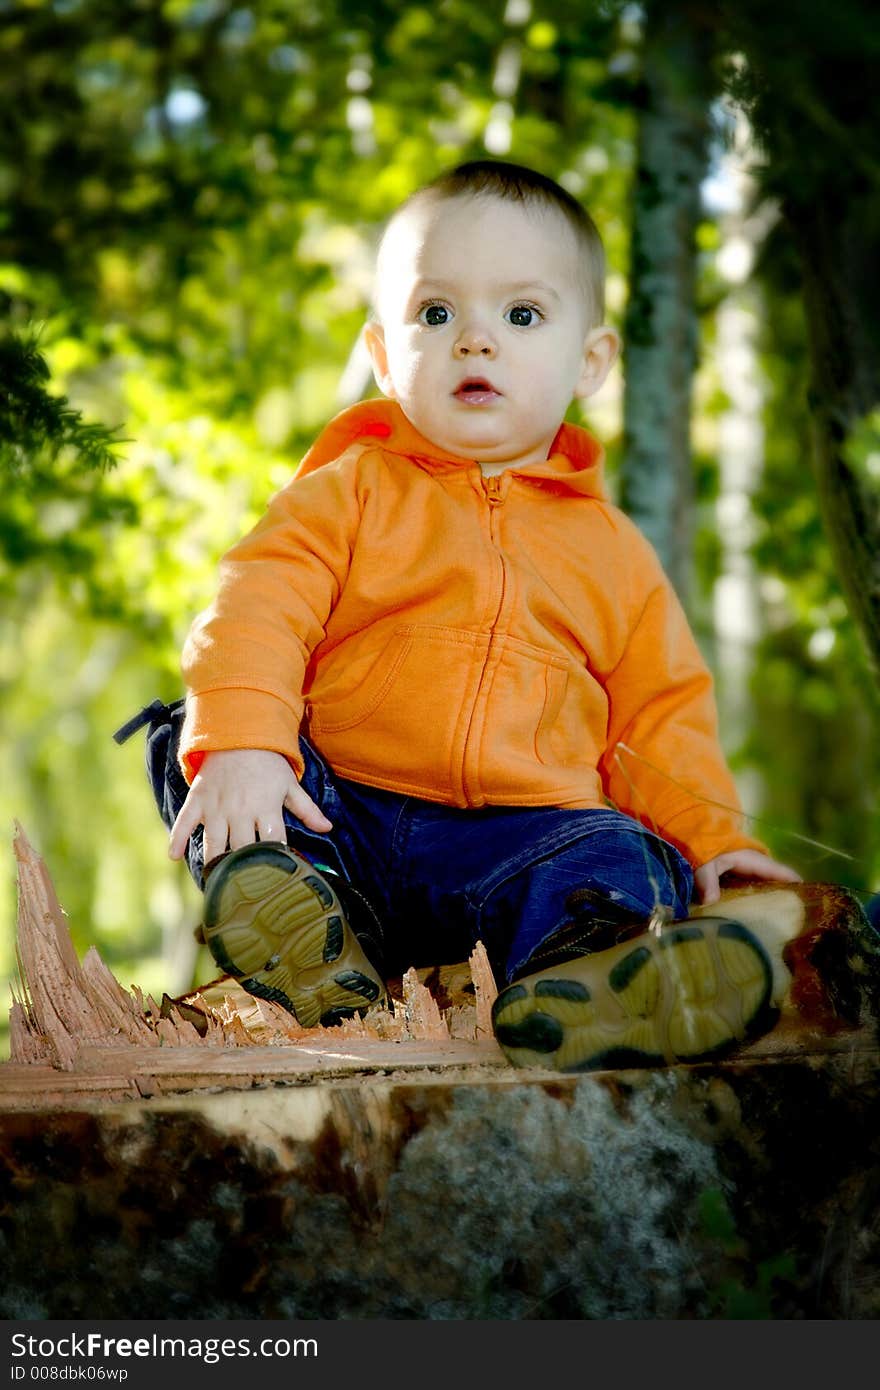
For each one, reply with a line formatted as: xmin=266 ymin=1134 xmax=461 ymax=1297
xmin=694 ymin=849 xmax=802 ymax=906
xmin=168 ymin=748 xmax=332 ymax=865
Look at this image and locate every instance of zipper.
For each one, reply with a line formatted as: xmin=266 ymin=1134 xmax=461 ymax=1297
xmin=484 ymin=473 xmax=504 ymax=506
xmin=459 ymin=473 xmax=510 ymax=802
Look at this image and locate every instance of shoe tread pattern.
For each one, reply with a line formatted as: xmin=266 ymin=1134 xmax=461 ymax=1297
xmin=493 ymin=915 xmax=776 ymax=1073
xmin=202 ymin=845 xmax=385 ymax=1028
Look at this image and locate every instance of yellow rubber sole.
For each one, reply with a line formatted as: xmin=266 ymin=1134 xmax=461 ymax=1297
xmin=202 ymin=842 xmax=385 ymax=1028
xmin=492 ymin=917 xmax=776 ymax=1072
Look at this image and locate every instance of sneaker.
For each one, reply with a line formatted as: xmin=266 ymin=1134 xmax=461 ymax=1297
xmin=491 ymin=915 xmax=777 ymax=1072
xmin=201 ymin=841 xmax=386 ymax=1028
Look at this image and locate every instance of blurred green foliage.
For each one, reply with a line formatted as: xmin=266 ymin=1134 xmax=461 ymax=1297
xmin=1 ymin=0 xmax=878 ymax=1052
xmin=1 ymin=331 xmax=133 ymax=603
xmin=746 ymin=221 xmax=880 ymax=891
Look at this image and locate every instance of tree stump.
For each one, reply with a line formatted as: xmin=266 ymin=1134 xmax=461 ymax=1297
xmin=3 ymin=825 xmax=880 ymax=1319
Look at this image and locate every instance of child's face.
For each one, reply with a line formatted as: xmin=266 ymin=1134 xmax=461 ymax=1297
xmin=365 ymin=194 xmax=618 ymax=472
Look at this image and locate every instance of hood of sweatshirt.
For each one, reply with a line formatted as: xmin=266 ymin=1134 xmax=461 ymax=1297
xmin=294 ymin=398 xmax=608 ymax=500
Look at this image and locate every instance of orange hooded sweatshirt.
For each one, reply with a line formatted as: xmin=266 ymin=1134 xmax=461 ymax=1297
xmin=180 ymin=399 xmax=764 ymax=868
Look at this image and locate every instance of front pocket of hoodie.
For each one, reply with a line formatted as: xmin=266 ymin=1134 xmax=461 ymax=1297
xmin=534 ymin=664 xmax=569 ymax=762
xmin=533 ymin=658 xmax=609 ymax=770
xmin=478 ymin=646 xmax=571 ymax=773
xmin=308 ymin=628 xmax=416 ymax=733
xmin=307 ymin=625 xmax=482 ymax=791
xmin=308 ymin=630 xmax=611 ymax=800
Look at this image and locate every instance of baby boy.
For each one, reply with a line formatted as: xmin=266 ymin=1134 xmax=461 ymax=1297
xmin=164 ymin=160 xmax=799 ymax=1071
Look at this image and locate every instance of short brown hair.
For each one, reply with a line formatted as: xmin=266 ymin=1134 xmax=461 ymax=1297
xmin=379 ymin=159 xmax=606 ymax=325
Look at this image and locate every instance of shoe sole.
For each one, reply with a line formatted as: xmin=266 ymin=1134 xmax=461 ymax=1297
xmin=202 ymin=843 xmax=385 ymax=1028
xmin=491 ymin=917 xmax=777 ymax=1072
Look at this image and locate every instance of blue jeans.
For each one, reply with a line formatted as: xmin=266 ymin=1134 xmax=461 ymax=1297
xmin=150 ymin=717 xmax=693 ymax=986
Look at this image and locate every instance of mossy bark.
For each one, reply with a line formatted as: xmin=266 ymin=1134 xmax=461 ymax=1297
xmin=3 ymin=1058 xmax=880 ymax=1320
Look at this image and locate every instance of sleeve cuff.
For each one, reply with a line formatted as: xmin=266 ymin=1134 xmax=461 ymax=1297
xmin=658 ymin=800 xmax=768 ymax=867
xmin=178 ymin=688 xmax=305 ymax=783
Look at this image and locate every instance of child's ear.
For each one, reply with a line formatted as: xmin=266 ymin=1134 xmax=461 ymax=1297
xmin=574 ymin=326 xmax=621 ymax=401
xmin=363 ymin=321 xmax=397 ymax=400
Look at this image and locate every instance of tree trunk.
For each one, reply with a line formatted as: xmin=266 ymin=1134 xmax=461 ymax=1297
xmin=621 ymin=2 xmax=714 ymax=603
xmin=6 ymin=829 xmax=880 ymax=1319
xmin=789 ymin=199 xmax=880 ymax=673
xmin=717 ymin=0 xmax=880 ymax=668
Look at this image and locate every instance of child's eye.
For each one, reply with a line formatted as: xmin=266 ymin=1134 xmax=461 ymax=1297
xmin=417 ymin=302 xmax=453 ymax=327
xmin=505 ymin=303 xmax=542 ymax=328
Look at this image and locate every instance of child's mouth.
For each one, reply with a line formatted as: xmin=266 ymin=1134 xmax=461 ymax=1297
xmin=454 ymin=378 xmax=502 ymax=405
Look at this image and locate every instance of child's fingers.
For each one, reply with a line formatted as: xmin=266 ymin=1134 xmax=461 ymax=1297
xmin=751 ymin=858 xmax=802 ymax=883
xmin=228 ymin=814 xmax=263 ymax=852
xmin=202 ymin=814 xmax=232 ymax=866
xmin=695 ymin=861 xmax=721 ymax=905
xmin=167 ymin=755 xmax=331 ymax=865
xmin=284 ymin=783 xmax=333 ymax=833
xmin=256 ymin=813 xmax=286 ymax=844
xmin=694 ymin=849 xmax=802 ymax=907
xmin=169 ymin=797 xmax=202 ymax=860
xmin=718 ymin=850 xmax=802 ymax=884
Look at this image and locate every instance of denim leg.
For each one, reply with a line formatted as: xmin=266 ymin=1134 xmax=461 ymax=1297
xmin=372 ymin=800 xmax=694 ymax=985
xmin=472 ymin=813 xmax=693 ymax=982
xmin=279 ymin=739 xmax=409 ymax=937
xmin=145 ymin=705 xmax=694 ymax=987
xmin=279 ymin=736 xmax=363 ymax=885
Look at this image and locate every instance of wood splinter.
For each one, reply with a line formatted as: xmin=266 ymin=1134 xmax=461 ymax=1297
xmin=7 ymin=824 xmax=503 ymax=1075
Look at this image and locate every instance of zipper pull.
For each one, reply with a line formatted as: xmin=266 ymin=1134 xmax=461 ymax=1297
xmin=483 ymin=474 xmax=504 ymax=505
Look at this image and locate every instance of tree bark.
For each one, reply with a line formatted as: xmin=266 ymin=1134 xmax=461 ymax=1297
xmin=789 ymin=198 xmax=880 ymax=673
xmin=717 ymin=0 xmax=880 ymax=669
xmin=620 ymin=2 xmax=714 ymax=603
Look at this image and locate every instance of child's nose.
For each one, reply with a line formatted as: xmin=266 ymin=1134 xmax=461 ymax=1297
xmin=453 ymin=322 xmax=497 ymax=358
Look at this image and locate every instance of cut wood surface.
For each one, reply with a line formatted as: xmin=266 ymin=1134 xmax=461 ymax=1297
xmin=6 ymin=831 xmax=880 ymax=1320
xmin=4 ymin=823 xmax=508 ymax=1106
xmin=4 ymin=823 xmax=880 ymax=1111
